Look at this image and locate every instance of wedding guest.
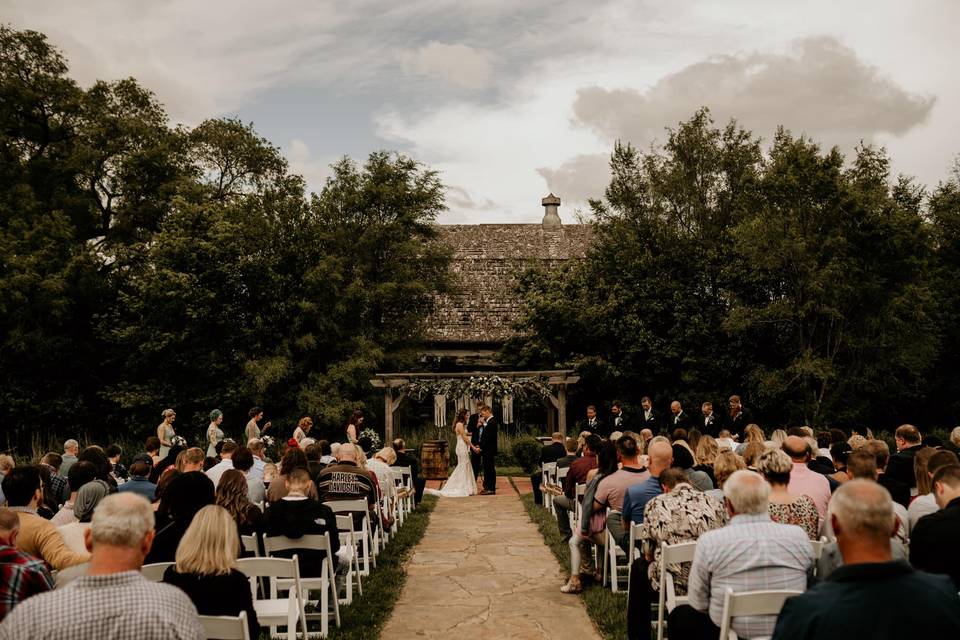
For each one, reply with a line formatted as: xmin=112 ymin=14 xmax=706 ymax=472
xmin=0 ymin=508 xmax=53 ymax=621
xmin=58 ymin=480 xmax=110 ymax=555
xmin=621 ymin=440 xmax=674 ymax=531
xmin=205 ymin=410 xmax=224 ymax=459
xmin=50 ymin=462 xmax=97 ymax=526
xmin=264 ymin=468 xmax=340 ymax=576
xmin=145 ymin=437 xmax=162 ymax=467
xmin=176 ymin=448 xmax=205 ymax=473
xmin=39 ymin=453 xmax=69 ymax=506
xmin=157 ymin=408 xmax=177 ymax=458
xmin=215 ymin=470 xmax=263 ymax=538
xmin=266 ymin=448 xmax=317 ymax=503
xmin=205 ymin=440 xmax=238 ymax=488
xmin=886 ymin=424 xmax=924 ymax=488
xmin=146 ymin=472 xmax=215 ymax=564
xmin=705 ymin=450 xmax=746 ymax=501
xmin=908 ymin=449 xmax=958 ymax=533
xmin=532 ymin=433 xmax=567 ymax=505
xmin=773 ymin=480 xmax=960 ymax=639
xmin=553 ymin=435 xmax=600 ymax=540
xmin=162 ymin=505 xmax=259 ymax=639
xmin=59 ymin=440 xmax=79 ymax=478
xmin=784 ymin=436 xmax=831 ymax=520
xmin=1 ymin=466 xmax=89 ymax=570
xmin=864 ymin=439 xmax=910 ymax=508
xmin=320 ymin=440 xmax=337 ymax=465
xmin=392 ymin=438 xmax=425 ymax=504
xmin=0 ymin=493 xmax=204 ymax=640
xmin=715 ymin=429 xmax=736 ymax=452
xmin=757 ymin=449 xmax=819 ymax=540
xmin=734 ymin=424 xmax=764 ymax=456
xmin=230 ymin=447 xmax=266 ymax=505
xmin=246 ymin=439 xmax=268 ymax=479
xmin=102 ymin=444 xmax=127 ymax=481
xmin=672 ymin=444 xmax=713 ymax=492
xmin=149 ymin=442 xmax=185 ymax=484
xmin=626 ymin=467 xmax=726 ymax=640
xmin=596 ymin=435 xmax=649 ymax=545
xmin=153 ymin=470 xmax=181 ymax=516
xmin=670 ymin=470 xmax=813 ymax=639
xmin=316 ymin=443 xmax=378 ymax=530
xmin=693 ymin=436 xmax=719 ymax=486
xmin=910 ymin=463 xmax=960 ymax=589
xmin=117 ymin=459 xmax=156 ymax=505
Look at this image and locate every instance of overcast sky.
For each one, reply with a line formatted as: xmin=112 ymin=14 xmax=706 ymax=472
xmin=7 ymin=1 xmax=959 ymax=223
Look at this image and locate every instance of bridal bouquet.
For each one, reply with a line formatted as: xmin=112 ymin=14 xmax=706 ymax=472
xmin=359 ymin=428 xmax=381 ymax=451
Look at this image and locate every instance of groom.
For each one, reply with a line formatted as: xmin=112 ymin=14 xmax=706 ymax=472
xmin=475 ymin=405 xmax=498 ymax=495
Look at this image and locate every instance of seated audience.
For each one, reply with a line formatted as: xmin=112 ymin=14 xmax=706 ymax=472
xmin=757 ymin=449 xmax=819 ymax=540
xmin=704 ymin=450 xmax=745 ymax=501
xmin=0 ymin=493 xmax=204 ymax=639
xmin=58 ymin=480 xmax=110 ymax=555
xmin=175 ymin=448 xmax=205 ymax=473
xmin=148 ymin=443 xmax=185 ymax=484
xmin=908 ymin=448 xmax=957 ymax=532
xmin=59 ymin=440 xmax=80 ymax=478
xmin=626 ymin=468 xmax=726 ymax=640
xmin=621 ymin=441 xmax=674 ymax=532
xmin=145 ymin=436 xmax=162 ymax=467
xmin=230 ymin=447 xmax=266 ymax=504
xmin=117 ymin=459 xmax=157 ymax=502
xmin=392 ymin=438 xmax=426 ymax=504
xmin=152 ymin=469 xmax=182 ymax=515
xmin=304 ymin=442 xmax=325 ymax=479
xmin=266 ymin=448 xmax=317 ymax=503
xmin=316 ymin=443 xmax=378 ymax=530
xmin=319 ymin=439 xmax=337 ymax=465
xmin=39 ymin=453 xmax=69 ymax=506
xmin=553 ymin=434 xmax=600 ymax=540
xmin=246 ymin=439 xmax=268 ymax=479
xmin=670 ymin=470 xmax=814 ymax=639
xmin=204 ymin=440 xmax=238 ymax=487
xmin=783 ymin=435 xmax=831 ymax=520
xmin=263 ymin=468 xmax=340 ymax=576
xmin=715 ymin=429 xmax=736 ymax=452
xmin=863 ymin=439 xmax=910 ymax=508
xmin=1 ymin=466 xmax=89 ymax=570
xmin=821 ymin=450 xmax=907 ymax=542
xmin=595 ymin=435 xmax=649 ymax=546
xmin=734 ymin=424 xmax=764 ymax=456
xmin=693 ymin=436 xmax=719 ymax=486
xmin=50 ymin=461 xmax=97 ymax=526
xmin=0 ymin=508 xmax=53 ymax=621
xmin=910 ymin=463 xmax=960 ymax=589
xmin=672 ymin=444 xmax=713 ymax=491
xmin=145 ymin=472 xmax=215 ymax=564
xmin=773 ymin=480 xmax=960 ymax=639
xmin=215 ymin=469 xmax=263 ymax=537
xmin=532 ymin=432 xmax=567 ymax=505
xmin=885 ymin=424 xmax=924 ymax=488
xmin=105 ymin=444 xmax=127 ymax=481
xmin=78 ymin=446 xmax=116 ymax=489
xmin=162 ymin=505 xmax=259 ymax=639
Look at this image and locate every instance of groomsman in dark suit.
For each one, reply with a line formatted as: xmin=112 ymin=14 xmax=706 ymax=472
xmin=699 ymin=401 xmax=722 ymax=436
xmin=727 ymin=395 xmax=750 ymax=440
xmin=610 ymin=401 xmax=626 ymax=433
xmin=669 ymin=400 xmax=692 ymax=431
xmin=466 ymin=401 xmax=483 ymax=480
xmin=583 ymin=405 xmax=607 ymax=438
xmin=640 ymin=396 xmax=662 ymax=432
xmin=476 ymin=406 xmax=499 ymax=495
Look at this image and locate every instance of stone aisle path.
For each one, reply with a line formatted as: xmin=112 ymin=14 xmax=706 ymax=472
xmin=381 ymin=488 xmax=601 ymax=639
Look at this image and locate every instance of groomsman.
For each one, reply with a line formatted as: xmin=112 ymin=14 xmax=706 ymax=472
xmin=669 ymin=400 xmax=692 ymax=431
xmin=640 ymin=397 xmax=662 ymax=432
xmin=700 ymin=401 xmax=722 ymax=436
xmin=611 ymin=401 xmax=626 ymax=432
xmin=584 ymin=405 xmax=607 ymax=438
xmin=727 ymin=395 xmax=750 ymax=439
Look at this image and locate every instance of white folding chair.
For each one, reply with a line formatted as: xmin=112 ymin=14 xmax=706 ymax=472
xmin=573 ymin=483 xmax=586 ymax=533
xmin=654 ymin=541 xmax=698 ymax=640
xmin=141 ymin=561 xmax=174 ymax=582
xmin=542 ymin=462 xmax=558 ymax=514
xmin=263 ymin=534 xmax=341 ymax=637
xmin=626 ymin=521 xmax=643 ymax=596
xmin=236 ymin=556 xmax=308 ymax=640
xmin=391 ymin=467 xmax=409 ymax=526
xmin=397 ymin=465 xmax=416 ymax=512
xmin=241 ymin=534 xmax=260 ymax=556
xmin=718 ymin=588 xmax=802 ymax=640
xmin=324 ymin=500 xmax=376 ymax=575
xmin=335 ymin=514 xmax=363 ymax=604
xmin=810 ymin=537 xmax=825 ymax=561
xmin=604 ymin=514 xmax=629 ymax=592
xmin=198 ymin=612 xmax=250 ymax=640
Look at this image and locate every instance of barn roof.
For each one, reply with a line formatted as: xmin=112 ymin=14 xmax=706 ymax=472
xmin=422 ymin=222 xmax=594 ymax=344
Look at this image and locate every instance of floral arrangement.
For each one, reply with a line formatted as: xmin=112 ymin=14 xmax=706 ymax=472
xmin=398 ymin=375 xmax=552 ymax=401
xmin=359 ymin=428 xmax=382 ymax=452
xmin=171 ymin=435 xmax=188 ymax=448
xmin=260 ymin=435 xmax=275 ymax=450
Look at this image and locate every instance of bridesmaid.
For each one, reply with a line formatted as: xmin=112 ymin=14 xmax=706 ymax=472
xmin=206 ymin=409 xmax=225 ymax=458
xmin=292 ymin=416 xmax=313 ymax=444
xmin=245 ymin=406 xmax=271 ymax=443
xmin=158 ymin=409 xmax=176 ymax=458
xmin=345 ymin=409 xmax=364 ymax=444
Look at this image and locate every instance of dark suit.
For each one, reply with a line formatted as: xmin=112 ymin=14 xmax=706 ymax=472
xmin=699 ymin=412 xmax=722 ymax=437
xmin=640 ymin=409 xmax=662 ymax=432
xmin=467 ymin=413 xmax=482 ymax=480
xmin=909 ymin=496 xmax=960 ymax=589
xmin=531 ymin=441 xmax=567 ymax=505
xmin=392 ymin=451 xmax=425 ymax=504
xmin=611 ymin=413 xmax=626 ymax=433
xmin=478 ymin=416 xmax=498 ymax=492
xmin=878 ymin=473 xmax=911 ymax=509
xmin=584 ymin=418 xmax=607 ymax=438
xmin=668 ymin=411 xmax=692 ymax=431
xmin=727 ymin=408 xmax=751 ymax=439
xmin=886 ymin=444 xmax=924 ymax=488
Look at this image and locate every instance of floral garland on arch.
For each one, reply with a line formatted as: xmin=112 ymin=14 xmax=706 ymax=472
xmin=398 ymin=375 xmax=553 ymax=402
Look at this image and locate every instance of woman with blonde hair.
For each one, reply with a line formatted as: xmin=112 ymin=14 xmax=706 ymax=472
xmin=743 ymin=441 xmax=765 ymax=469
xmin=908 ymin=448 xmax=959 ymax=532
xmin=756 ymin=448 xmax=819 ymax=539
xmin=770 ymin=429 xmax=788 ymax=449
xmin=175 ymin=447 xmax=205 ymax=473
xmin=735 ymin=424 xmax=765 ymax=455
xmin=163 ymin=505 xmax=259 ymax=639
xmin=293 ymin=416 xmax=313 ymax=444
xmin=704 ymin=450 xmax=746 ymax=500
xmin=694 ymin=435 xmax=719 ymax=485
xmin=157 ymin=408 xmax=176 ymax=458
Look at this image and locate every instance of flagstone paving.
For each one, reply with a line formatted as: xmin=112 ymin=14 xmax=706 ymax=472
xmin=382 ymin=489 xmax=600 ymax=640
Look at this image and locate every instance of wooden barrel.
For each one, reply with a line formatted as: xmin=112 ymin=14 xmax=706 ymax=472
xmin=420 ymin=440 xmax=450 ymax=479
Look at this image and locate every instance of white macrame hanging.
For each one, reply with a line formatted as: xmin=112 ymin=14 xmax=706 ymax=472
xmin=484 ymin=394 xmax=494 ymax=410
xmin=501 ymin=395 xmax=514 ymax=424
xmin=434 ymin=394 xmax=447 ymax=427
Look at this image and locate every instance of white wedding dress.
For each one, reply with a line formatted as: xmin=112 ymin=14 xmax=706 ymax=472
xmin=427 ymin=428 xmax=476 ymax=497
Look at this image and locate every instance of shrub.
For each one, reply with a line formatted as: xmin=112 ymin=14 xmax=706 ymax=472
xmin=512 ymin=437 xmax=543 ymax=473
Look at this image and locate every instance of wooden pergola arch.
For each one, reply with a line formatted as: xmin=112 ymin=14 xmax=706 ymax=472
xmin=369 ymin=370 xmax=580 ymax=442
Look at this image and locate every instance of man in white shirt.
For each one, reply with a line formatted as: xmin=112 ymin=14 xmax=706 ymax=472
xmin=246 ymin=439 xmax=267 ymax=480
xmin=232 ymin=447 xmax=266 ymax=504
xmin=205 ymin=440 xmax=238 ymax=488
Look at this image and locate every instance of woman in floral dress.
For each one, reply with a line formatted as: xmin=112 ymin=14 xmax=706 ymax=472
xmin=756 ymin=448 xmax=820 ymax=539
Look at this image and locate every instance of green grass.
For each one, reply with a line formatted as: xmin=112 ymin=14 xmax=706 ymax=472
xmin=518 ymin=492 xmax=627 ymax=640
xmin=321 ymin=494 xmax=438 ymax=640
xmin=495 ymin=465 xmax=527 ymax=477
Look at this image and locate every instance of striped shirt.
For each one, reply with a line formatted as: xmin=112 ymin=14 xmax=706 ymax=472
xmin=687 ymin=513 xmax=813 ymax=638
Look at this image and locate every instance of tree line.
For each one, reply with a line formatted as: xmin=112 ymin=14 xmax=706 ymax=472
xmin=507 ymin=109 xmax=960 ymax=431
xmin=0 ymin=27 xmax=451 ymax=448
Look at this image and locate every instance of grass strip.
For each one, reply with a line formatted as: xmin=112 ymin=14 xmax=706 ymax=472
xmin=519 ymin=493 xmax=628 ymax=640
xmin=322 ymin=494 xmax=438 ymax=640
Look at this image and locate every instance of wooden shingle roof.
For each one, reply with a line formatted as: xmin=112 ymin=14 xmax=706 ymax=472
xmin=423 ymin=223 xmax=594 ymax=344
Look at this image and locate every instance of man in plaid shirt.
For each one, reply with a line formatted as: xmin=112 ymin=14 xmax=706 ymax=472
xmin=0 ymin=508 xmax=53 ymax=621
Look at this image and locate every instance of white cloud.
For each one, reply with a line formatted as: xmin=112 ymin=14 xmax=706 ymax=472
xmin=400 ymin=42 xmax=493 ymax=90
xmin=284 ymin=139 xmax=334 ymax=193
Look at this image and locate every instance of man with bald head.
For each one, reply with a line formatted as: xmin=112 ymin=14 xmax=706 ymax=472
xmin=773 ymin=480 xmax=960 ymax=639
xmin=621 ymin=440 xmax=674 ymax=534
xmin=784 ymin=435 xmax=832 ymax=520
xmin=669 ymin=401 xmax=691 ymax=430
xmin=316 ymin=443 xmax=378 ymax=530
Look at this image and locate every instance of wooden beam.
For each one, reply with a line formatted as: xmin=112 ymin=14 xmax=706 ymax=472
xmin=558 ymin=385 xmax=568 ymax=436
xmin=383 ymin=388 xmax=394 ymax=443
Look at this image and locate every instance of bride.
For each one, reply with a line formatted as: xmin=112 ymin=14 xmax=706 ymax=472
xmin=427 ymin=408 xmax=477 ymax=497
